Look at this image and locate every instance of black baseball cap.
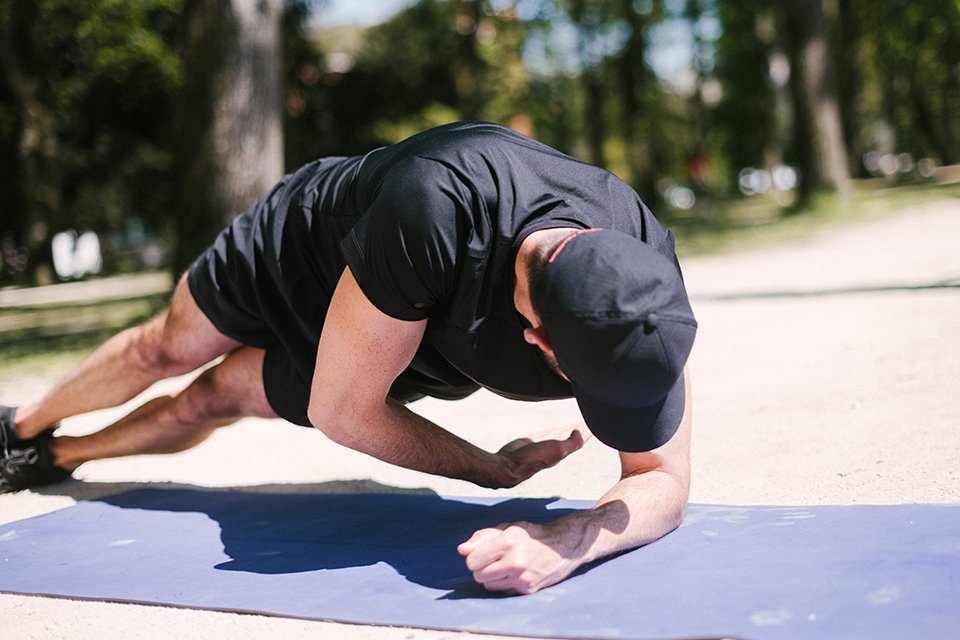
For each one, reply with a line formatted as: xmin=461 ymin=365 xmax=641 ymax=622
xmin=534 ymin=229 xmax=697 ymax=452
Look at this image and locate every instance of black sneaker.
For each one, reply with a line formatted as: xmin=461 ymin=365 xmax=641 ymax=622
xmin=0 ymin=405 xmax=22 ymax=455
xmin=0 ymin=428 xmax=72 ymax=493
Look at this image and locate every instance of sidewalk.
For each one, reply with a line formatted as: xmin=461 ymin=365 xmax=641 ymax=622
xmin=0 ymin=272 xmax=172 ymax=339
xmin=0 ymin=272 xmax=172 ymax=309
xmin=682 ymin=199 xmax=960 ymax=505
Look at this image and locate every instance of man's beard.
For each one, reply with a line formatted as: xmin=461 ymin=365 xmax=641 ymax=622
xmin=538 ymin=349 xmax=569 ymax=382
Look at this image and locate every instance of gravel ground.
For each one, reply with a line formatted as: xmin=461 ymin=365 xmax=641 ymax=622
xmin=3 ymin=198 xmax=959 ymax=639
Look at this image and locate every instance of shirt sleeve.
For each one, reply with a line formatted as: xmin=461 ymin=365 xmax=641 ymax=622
xmin=341 ymin=157 xmax=463 ymax=321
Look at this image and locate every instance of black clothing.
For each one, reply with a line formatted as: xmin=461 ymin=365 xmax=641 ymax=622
xmin=188 ymin=122 xmax=678 ymax=425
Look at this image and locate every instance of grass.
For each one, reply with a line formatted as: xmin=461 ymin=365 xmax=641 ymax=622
xmin=0 ymin=293 xmax=169 ymax=386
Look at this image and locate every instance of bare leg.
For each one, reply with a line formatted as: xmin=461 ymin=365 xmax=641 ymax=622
xmin=13 ymin=275 xmax=241 ymax=440
xmin=49 ymin=346 xmax=277 ymax=470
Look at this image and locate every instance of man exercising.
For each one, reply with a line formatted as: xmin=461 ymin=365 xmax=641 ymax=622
xmin=1 ymin=121 xmax=696 ymax=594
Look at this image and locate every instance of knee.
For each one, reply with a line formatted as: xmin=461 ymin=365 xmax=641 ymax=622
xmin=128 ymin=313 xmax=193 ymax=377
xmin=172 ymin=368 xmax=240 ymax=425
xmin=170 ymin=348 xmax=272 ymax=426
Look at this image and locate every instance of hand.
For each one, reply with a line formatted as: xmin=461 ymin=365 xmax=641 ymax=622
xmin=495 ymin=426 xmax=589 ymax=488
xmin=458 ymin=521 xmax=580 ymax=595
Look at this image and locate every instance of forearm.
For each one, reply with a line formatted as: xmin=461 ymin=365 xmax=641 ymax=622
xmin=550 ymin=377 xmax=692 ymax=568
xmin=553 ymin=468 xmax=689 ymax=567
xmin=458 ymin=465 xmax=689 ymax=595
xmin=318 ymin=397 xmax=516 ymax=488
xmin=462 ymin=369 xmax=694 ymax=594
xmin=310 ymin=269 xmax=534 ymax=488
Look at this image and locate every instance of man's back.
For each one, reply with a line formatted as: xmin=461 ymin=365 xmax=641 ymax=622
xmin=190 ymin=122 xmax=679 ymax=421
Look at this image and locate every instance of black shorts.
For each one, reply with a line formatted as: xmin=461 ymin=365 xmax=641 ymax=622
xmin=187 ymin=179 xmax=323 ymax=426
xmin=186 ymin=168 xmax=478 ymax=426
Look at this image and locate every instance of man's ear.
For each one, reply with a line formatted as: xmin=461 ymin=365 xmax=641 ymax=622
xmin=523 ymin=326 xmax=554 ymax=356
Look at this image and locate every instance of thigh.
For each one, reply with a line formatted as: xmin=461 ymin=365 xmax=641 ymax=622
xmin=154 ymin=274 xmax=244 ymax=370
xmin=184 ymin=189 xmax=285 ymax=350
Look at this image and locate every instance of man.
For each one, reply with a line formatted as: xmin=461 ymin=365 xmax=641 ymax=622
xmin=1 ymin=121 xmax=696 ymax=594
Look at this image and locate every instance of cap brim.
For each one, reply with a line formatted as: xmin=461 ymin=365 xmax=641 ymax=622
xmin=573 ymin=373 xmax=686 ymax=452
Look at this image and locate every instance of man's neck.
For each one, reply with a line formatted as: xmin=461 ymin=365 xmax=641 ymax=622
xmin=513 ymin=227 xmax=578 ymax=322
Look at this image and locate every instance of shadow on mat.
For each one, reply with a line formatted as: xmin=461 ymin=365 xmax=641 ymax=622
xmin=86 ymin=485 xmax=583 ymax=597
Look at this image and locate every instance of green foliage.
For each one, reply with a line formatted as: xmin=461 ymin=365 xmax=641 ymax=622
xmin=712 ymin=0 xmax=777 ymax=183
xmin=0 ymin=0 xmax=182 ymax=273
xmin=77 ymin=0 xmax=182 ymax=82
xmin=4 ymin=0 xmax=960 ymax=283
xmin=285 ymin=1 xmax=558 ymax=160
xmin=61 ymin=0 xmax=183 ymax=227
xmin=281 ymin=0 xmax=466 ymax=161
xmin=853 ymin=0 xmax=960 ymax=163
xmin=371 ymin=102 xmax=464 ymax=144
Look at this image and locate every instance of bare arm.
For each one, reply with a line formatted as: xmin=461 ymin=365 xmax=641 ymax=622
xmin=459 ymin=367 xmax=692 ymax=594
xmin=308 ymin=268 xmax=585 ymax=488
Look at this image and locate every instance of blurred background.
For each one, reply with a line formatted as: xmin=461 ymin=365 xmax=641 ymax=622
xmin=0 ymin=0 xmax=958 ymax=346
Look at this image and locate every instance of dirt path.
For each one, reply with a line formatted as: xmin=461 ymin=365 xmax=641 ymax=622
xmin=683 ymin=199 xmax=959 ymax=505
xmin=3 ymin=199 xmax=959 ymax=639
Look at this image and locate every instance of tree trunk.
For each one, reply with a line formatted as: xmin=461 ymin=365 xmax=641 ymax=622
xmin=685 ymin=0 xmax=714 ymax=196
xmin=582 ymin=65 xmax=607 ymax=168
xmin=617 ymin=0 xmax=649 ymax=190
xmin=836 ymin=0 xmax=864 ymax=176
xmin=938 ymin=8 xmax=960 ymax=165
xmin=173 ymin=0 xmax=284 ymax=275
xmin=567 ymin=0 xmax=608 ymax=168
xmin=782 ymin=0 xmax=851 ymax=198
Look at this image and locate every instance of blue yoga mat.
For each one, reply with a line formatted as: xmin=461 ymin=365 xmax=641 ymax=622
xmin=1 ymin=489 xmax=957 ymax=639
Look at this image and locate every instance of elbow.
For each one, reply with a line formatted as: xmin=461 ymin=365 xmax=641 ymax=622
xmin=307 ymin=390 xmax=383 ymax=451
xmin=645 ymin=471 xmax=688 ymax=534
xmin=664 ymin=476 xmax=690 ymax=533
xmin=669 ymin=497 xmax=688 ymax=532
xmin=307 ymin=403 xmax=353 ymax=447
xmin=668 ymin=470 xmax=690 ymax=526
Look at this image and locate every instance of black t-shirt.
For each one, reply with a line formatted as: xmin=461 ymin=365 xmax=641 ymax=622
xmin=262 ymin=121 xmax=678 ymax=403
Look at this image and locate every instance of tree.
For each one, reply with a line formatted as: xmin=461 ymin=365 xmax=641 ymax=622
xmin=835 ymin=0 xmax=865 ymax=176
xmin=566 ymin=0 xmax=615 ymax=168
xmin=713 ymin=1 xmax=777 ymax=187
xmin=172 ymin=0 xmax=284 ymax=275
xmin=0 ymin=0 xmax=182 ymax=283
xmin=314 ymin=0 xmax=463 ymax=153
xmin=780 ymin=0 xmax=850 ymax=198
xmin=451 ymin=0 xmax=492 ymax=120
xmin=856 ymin=0 xmax=960 ymax=166
xmin=0 ymin=0 xmax=58 ymax=282
xmin=615 ymin=0 xmax=661 ymax=195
